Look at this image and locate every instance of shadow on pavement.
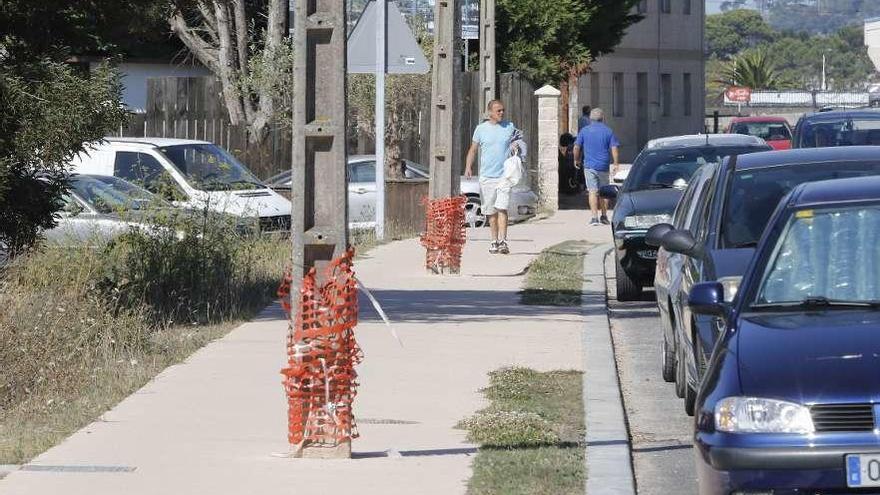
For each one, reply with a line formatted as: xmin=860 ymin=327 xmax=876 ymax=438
xmin=559 ymin=191 xmax=588 ymax=211
xmin=358 ymin=289 xmax=583 ymax=324
xmin=353 ymin=447 xmax=478 ymax=459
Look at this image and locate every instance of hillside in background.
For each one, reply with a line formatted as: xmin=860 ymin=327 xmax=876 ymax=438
xmin=712 ymin=0 xmax=880 ymax=35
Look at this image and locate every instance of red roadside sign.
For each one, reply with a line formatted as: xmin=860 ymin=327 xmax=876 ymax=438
xmin=725 ymin=86 xmax=752 ymax=103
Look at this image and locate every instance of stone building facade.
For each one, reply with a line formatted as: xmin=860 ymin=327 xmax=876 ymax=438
xmin=575 ymin=0 xmax=706 ymax=162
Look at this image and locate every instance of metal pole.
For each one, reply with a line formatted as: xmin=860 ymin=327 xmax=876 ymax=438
xmin=375 ymin=0 xmax=386 ymax=240
xmin=429 ymin=0 xmax=461 ymax=199
xmin=290 ymin=0 xmax=350 ymax=456
xmin=478 ymin=0 xmax=496 ymax=115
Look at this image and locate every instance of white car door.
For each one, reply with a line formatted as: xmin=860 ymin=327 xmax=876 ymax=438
xmin=347 ymin=160 xmax=377 ymax=224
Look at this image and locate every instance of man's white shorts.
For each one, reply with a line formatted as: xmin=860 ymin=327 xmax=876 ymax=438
xmin=479 ymin=177 xmax=510 ymax=215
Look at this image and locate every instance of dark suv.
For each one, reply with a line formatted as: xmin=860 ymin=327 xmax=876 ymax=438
xmin=793 ymin=108 xmax=880 ymax=148
xmin=650 ymin=146 xmax=880 ymax=416
xmin=602 ymin=134 xmax=769 ymax=301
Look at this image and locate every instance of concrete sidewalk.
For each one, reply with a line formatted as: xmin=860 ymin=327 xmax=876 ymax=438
xmin=1 ymin=210 xmax=611 ymax=495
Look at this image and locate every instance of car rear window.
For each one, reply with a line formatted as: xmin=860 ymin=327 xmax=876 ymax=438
xmin=721 ymin=161 xmax=880 ymax=249
xmin=624 ymin=146 xmax=767 ymax=193
xmin=731 ymin=122 xmax=791 ymax=141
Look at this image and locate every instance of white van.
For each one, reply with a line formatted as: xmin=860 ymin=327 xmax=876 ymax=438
xmin=68 ymin=138 xmax=292 ymax=231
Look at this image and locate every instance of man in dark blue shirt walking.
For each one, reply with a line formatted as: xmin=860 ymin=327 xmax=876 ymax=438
xmin=573 ymin=108 xmax=620 ymax=226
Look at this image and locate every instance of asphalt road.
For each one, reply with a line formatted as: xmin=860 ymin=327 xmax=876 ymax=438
xmin=605 ymin=253 xmax=699 ymax=495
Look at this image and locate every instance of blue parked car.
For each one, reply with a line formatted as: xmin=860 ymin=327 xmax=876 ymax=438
xmin=689 ymin=175 xmax=880 ymax=494
xmin=649 ymin=146 xmax=880 ymax=416
xmin=793 ymin=108 xmax=880 ymax=148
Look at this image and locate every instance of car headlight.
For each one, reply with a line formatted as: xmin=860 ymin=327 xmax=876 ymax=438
xmin=623 ymin=214 xmax=672 ymax=229
xmin=715 ymin=397 xmax=814 ymax=434
xmin=718 ymin=276 xmax=742 ymax=302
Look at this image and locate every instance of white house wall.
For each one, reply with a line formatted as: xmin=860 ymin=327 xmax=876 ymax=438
xmin=96 ymin=62 xmax=212 ymax=113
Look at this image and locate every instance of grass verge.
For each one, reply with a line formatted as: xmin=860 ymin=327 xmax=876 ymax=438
xmin=520 ymin=240 xmax=590 ymax=306
xmin=460 ymin=367 xmax=585 ymax=495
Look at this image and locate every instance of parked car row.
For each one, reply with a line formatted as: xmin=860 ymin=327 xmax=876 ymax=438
xmin=44 ymin=138 xmax=539 ymax=249
xmin=606 ymin=114 xmax=880 ymax=493
xmin=264 ymin=156 xmax=538 ymax=229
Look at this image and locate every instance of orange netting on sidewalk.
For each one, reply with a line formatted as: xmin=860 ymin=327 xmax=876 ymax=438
xmin=278 ymin=249 xmax=362 ymax=447
xmin=420 ymin=195 xmax=467 ymax=273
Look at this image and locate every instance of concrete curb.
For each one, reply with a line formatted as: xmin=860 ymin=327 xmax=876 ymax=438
xmin=582 ymin=244 xmax=636 ymax=495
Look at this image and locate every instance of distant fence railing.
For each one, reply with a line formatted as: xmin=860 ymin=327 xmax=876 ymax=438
xmin=724 ymin=90 xmax=871 ymax=108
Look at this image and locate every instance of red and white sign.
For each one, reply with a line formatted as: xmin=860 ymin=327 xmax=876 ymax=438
xmin=725 ymin=86 xmax=752 ymax=103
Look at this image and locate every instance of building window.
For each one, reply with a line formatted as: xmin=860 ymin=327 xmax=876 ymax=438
xmin=590 ymin=72 xmax=601 ymax=108
xmin=612 ymin=73 xmax=625 ymax=117
xmin=661 ymin=73 xmax=672 ymax=117
xmin=683 ymin=0 xmax=691 ymax=14
xmin=638 ymin=0 xmax=648 ymax=14
xmin=660 ymin=0 xmax=671 ymax=14
xmin=683 ymin=73 xmax=692 ymax=116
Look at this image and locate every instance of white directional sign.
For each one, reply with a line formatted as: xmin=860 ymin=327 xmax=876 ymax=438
xmin=348 ymin=1 xmax=430 ymax=74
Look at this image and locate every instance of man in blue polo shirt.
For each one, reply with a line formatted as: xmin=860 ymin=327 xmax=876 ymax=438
xmin=573 ymin=108 xmax=620 ymax=226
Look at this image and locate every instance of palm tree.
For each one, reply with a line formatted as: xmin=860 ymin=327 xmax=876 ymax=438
xmin=716 ymin=49 xmax=791 ymax=90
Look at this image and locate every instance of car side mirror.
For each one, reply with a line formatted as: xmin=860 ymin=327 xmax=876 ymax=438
xmin=689 ymin=282 xmax=726 ymax=317
xmin=598 ymin=185 xmax=619 ymax=200
xmin=661 ymin=229 xmax=701 ymax=257
xmin=645 ymin=223 xmax=674 ymax=247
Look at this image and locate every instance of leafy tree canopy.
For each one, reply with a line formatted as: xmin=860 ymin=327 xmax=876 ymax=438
xmin=706 ymin=9 xmax=777 ymax=59
xmin=496 ymin=0 xmax=642 ymax=85
xmin=766 ymin=0 xmax=880 ymax=35
xmin=0 ymin=1 xmax=132 ymax=255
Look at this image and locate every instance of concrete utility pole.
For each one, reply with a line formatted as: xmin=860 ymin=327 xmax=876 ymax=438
xmin=429 ymin=0 xmax=461 ymax=199
xmin=478 ymin=0 xmax=496 ymax=116
xmin=291 ymin=0 xmax=349 ymax=277
xmin=290 ymin=0 xmax=349 ymax=341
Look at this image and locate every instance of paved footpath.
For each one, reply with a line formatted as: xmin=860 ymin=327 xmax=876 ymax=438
xmin=1 ymin=210 xmax=611 ymax=495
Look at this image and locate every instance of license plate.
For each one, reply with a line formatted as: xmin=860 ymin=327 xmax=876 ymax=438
xmin=847 ymin=454 xmax=880 ymax=487
xmin=637 ymin=249 xmax=657 ymax=260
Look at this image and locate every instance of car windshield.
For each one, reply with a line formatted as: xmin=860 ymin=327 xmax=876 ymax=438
xmin=624 ymin=146 xmax=761 ymax=192
xmin=799 ymin=117 xmax=880 ymax=147
xmin=721 ymin=161 xmax=880 ymax=249
xmin=158 ymin=144 xmax=264 ymax=191
xmin=731 ymin=122 xmax=791 ymax=141
xmin=71 ymin=175 xmax=165 ymax=214
xmin=755 ymin=204 xmax=880 ymax=305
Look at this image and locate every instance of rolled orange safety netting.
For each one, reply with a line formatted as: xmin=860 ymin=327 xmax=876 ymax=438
xmin=278 ymin=248 xmax=362 ymax=447
xmin=420 ymin=195 xmax=467 ymax=273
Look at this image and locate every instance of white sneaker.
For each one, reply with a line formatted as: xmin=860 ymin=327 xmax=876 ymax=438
xmin=489 ymin=241 xmax=500 ymax=254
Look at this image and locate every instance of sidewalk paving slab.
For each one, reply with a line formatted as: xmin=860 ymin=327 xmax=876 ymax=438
xmin=1 ymin=210 xmax=611 ymax=495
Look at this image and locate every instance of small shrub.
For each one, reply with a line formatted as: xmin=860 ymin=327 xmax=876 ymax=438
xmin=461 ymin=410 xmax=559 ymax=448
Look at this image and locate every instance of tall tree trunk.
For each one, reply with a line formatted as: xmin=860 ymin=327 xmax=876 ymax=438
xmin=170 ymin=0 xmax=288 ymax=144
xmin=213 ymin=2 xmax=246 ymax=125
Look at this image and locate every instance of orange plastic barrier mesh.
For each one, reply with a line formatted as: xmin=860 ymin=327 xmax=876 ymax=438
xmin=420 ymin=195 xmax=467 ymax=273
xmin=278 ymin=249 xmax=362 ymax=447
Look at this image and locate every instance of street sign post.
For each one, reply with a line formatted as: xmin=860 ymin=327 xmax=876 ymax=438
xmin=348 ymin=1 xmax=429 ymax=241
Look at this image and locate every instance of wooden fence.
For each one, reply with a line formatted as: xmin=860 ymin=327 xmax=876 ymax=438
xmin=118 ymin=73 xmax=540 ymax=185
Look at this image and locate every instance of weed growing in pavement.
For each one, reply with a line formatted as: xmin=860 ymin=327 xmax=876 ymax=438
xmin=459 ymin=367 xmax=585 ymax=494
xmin=520 ymin=240 xmax=590 ymax=306
xmin=460 ymin=410 xmax=559 ymax=448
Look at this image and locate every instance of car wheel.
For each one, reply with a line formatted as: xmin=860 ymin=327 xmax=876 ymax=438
xmin=684 ymin=379 xmax=697 ymax=417
xmin=464 ymin=195 xmax=486 ymax=228
xmin=674 ymin=341 xmax=686 ymax=399
xmin=661 ymin=332 xmax=676 ymax=383
xmin=615 ymin=255 xmax=642 ymax=301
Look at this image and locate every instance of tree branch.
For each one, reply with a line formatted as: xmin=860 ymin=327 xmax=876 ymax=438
xmin=213 ymin=1 xmax=246 ymax=124
xmin=232 ymin=0 xmax=255 ymax=122
xmin=169 ymin=11 xmax=221 ymax=73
